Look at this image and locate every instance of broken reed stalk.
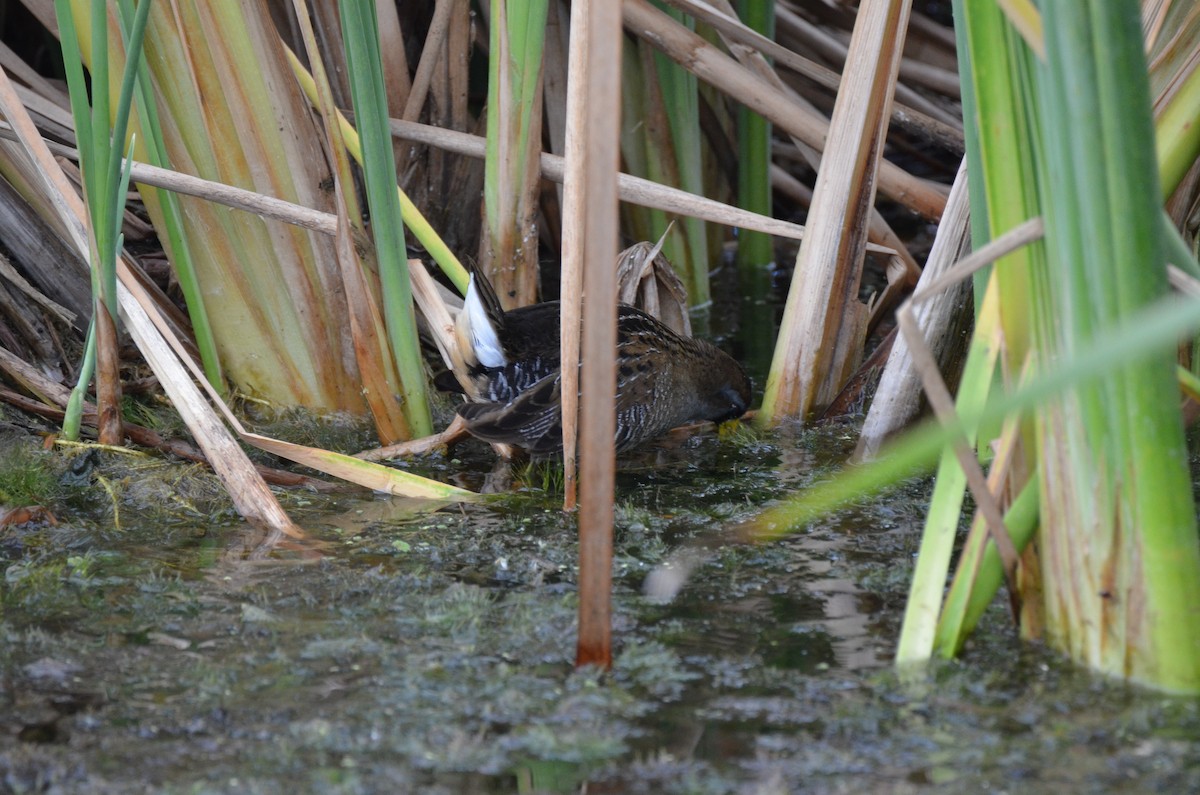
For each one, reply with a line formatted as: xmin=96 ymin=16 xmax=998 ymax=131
xmin=573 ymin=0 xmax=622 ymax=670
xmin=760 ymin=0 xmax=912 ymax=423
xmin=858 ymin=158 xmax=971 ymax=457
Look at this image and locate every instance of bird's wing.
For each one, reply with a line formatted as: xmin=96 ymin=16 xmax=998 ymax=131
xmin=457 ymin=372 xmax=564 ymax=454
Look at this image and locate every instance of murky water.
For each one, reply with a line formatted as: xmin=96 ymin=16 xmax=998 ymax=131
xmin=2 ymin=418 xmax=1198 ymax=795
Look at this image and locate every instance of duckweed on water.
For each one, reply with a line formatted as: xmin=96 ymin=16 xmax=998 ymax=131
xmin=1 ymin=418 xmax=1199 ymax=793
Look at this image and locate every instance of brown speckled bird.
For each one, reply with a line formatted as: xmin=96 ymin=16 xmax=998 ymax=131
xmin=449 ymin=268 xmax=751 ymax=455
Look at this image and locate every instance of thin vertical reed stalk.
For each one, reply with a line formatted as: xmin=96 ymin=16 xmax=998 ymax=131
xmin=573 ymin=0 xmax=622 ymax=670
xmin=559 ymin=0 xmax=589 ymax=511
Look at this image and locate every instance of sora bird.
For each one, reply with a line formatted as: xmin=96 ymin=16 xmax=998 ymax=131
xmin=448 ymin=267 xmax=751 ymax=456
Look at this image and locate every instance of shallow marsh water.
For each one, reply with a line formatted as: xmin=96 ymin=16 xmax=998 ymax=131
xmin=2 ymin=417 xmax=1199 ymax=795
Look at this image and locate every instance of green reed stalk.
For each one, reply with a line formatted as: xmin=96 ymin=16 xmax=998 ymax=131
xmin=56 ymin=0 xmax=150 ymax=440
xmin=734 ymin=0 xmax=774 ymax=270
xmin=1030 ymin=0 xmax=1200 ymax=691
xmin=341 ymin=0 xmax=432 ymax=437
xmin=934 ymin=475 xmax=1039 ymax=655
xmin=894 ymin=279 xmax=1001 ymax=664
xmin=618 ymin=42 xmax=676 ymax=251
xmin=949 ymin=0 xmax=987 ymax=311
xmin=895 ymin=0 xmax=1044 ymax=665
xmin=651 ymin=4 xmax=710 ymax=306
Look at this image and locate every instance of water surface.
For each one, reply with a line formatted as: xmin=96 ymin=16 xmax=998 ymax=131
xmin=2 ymin=421 xmax=1197 ymax=794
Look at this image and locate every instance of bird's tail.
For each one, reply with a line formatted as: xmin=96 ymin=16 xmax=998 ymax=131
xmin=456 ymin=274 xmax=506 ymax=369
